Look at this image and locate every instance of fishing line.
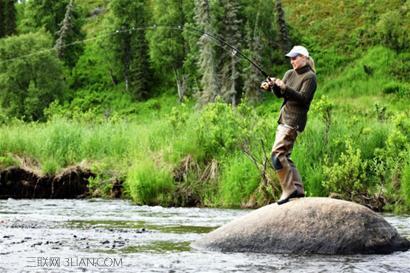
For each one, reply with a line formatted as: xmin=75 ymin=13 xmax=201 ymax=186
xmin=0 ymin=25 xmax=269 ymax=78
xmin=0 ymin=27 xmax=147 ymax=65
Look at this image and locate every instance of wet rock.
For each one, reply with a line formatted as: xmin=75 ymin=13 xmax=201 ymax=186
xmin=113 ymin=240 xmax=125 ymax=247
xmin=135 ymin=228 xmax=147 ymax=233
xmin=193 ymin=197 xmax=410 ymax=255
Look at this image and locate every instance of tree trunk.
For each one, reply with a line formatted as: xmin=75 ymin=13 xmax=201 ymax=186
xmin=275 ymin=0 xmax=291 ymax=54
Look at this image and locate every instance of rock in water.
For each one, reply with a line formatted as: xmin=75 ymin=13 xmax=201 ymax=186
xmin=192 ymin=197 xmax=410 ymax=254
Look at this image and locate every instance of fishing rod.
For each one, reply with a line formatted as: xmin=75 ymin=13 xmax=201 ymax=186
xmin=181 ymin=26 xmax=270 ymax=78
xmin=146 ymin=25 xmax=269 ymax=78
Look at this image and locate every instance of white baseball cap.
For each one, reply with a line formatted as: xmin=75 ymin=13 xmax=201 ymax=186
xmin=285 ymin=45 xmax=309 ymax=58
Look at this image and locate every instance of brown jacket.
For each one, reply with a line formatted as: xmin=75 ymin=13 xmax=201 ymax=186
xmin=273 ymin=65 xmax=317 ymax=132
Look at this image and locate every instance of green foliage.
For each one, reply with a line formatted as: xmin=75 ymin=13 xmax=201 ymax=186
xmin=0 ymin=0 xmax=17 ymax=37
xmin=126 ymin=159 xmax=174 ymax=206
xmin=195 ymin=0 xmax=219 ymax=104
xmin=44 ymin=88 xmax=137 ymax=121
xmin=87 ymin=164 xmax=121 ymax=198
xmin=0 ymin=31 xmax=66 ymax=121
xmin=375 ymin=3 xmax=409 ymax=52
xmin=55 ymin=0 xmax=85 ymax=68
xmin=322 ymin=141 xmax=367 ymax=199
xmin=401 ymin=154 xmax=410 ymax=209
xmin=147 ymin=0 xmax=196 ymax=100
xmin=282 ymin=0 xmax=408 ymax=72
xmin=219 ymin=0 xmax=242 ymax=104
xmin=382 ymin=82 xmax=410 ymax=98
xmin=321 ymin=46 xmax=403 ymax=97
xmin=197 ymin=102 xmax=239 ymax=155
xmin=108 ymin=0 xmax=152 ymax=99
xmin=19 ymin=0 xmax=69 ymax=40
xmin=148 ymin=1 xmax=185 ymax=74
xmin=310 ymin=95 xmax=333 ymax=144
xmin=70 ymin=37 xmax=113 ymax=90
xmin=195 ymin=100 xmax=271 ymax=158
xmin=0 ymin=154 xmax=17 ymax=168
xmin=218 ymin=153 xmax=260 ymax=207
xmin=388 ymin=52 xmax=410 ymax=82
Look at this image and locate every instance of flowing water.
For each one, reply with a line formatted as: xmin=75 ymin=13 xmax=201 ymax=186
xmin=0 ymin=199 xmax=409 ymax=273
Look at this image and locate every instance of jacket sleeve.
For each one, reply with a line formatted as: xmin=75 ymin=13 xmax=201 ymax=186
xmin=271 ymin=85 xmax=283 ymax=98
xmin=282 ymin=75 xmax=317 ymax=105
xmin=271 ymin=70 xmax=291 ymax=98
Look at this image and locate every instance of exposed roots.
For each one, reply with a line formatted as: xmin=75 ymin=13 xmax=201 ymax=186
xmin=172 ymin=154 xmax=200 ymax=182
xmin=200 ymin=159 xmax=219 ymax=182
xmin=0 ymin=165 xmax=95 ymax=199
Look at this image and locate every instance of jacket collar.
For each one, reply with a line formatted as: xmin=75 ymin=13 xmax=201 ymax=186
xmin=295 ymin=65 xmax=310 ymax=74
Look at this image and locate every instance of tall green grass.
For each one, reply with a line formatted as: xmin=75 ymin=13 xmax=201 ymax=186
xmin=126 ymin=158 xmax=174 ymax=206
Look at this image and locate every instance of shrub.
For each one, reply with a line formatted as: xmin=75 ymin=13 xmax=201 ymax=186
xmin=382 ymin=82 xmax=410 ymax=97
xmin=400 ymin=153 xmax=410 ymax=210
xmin=375 ymin=5 xmax=410 ymax=51
xmin=322 ymin=141 xmax=367 ymax=199
xmin=0 ymin=31 xmax=66 ymax=121
xmin=0 ymin=154 xmax=17 ymax=168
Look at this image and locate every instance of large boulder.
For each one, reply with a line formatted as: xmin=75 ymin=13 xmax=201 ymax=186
xmin=192 ymin=197 xmax=410 ymax=254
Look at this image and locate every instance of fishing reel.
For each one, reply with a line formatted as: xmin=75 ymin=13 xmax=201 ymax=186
xmin=260 ymin=77 xmax=276 ymax=91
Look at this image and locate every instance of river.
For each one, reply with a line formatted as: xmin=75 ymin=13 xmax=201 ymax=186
xmin=0 ymin=199 xmax=409 ymax=273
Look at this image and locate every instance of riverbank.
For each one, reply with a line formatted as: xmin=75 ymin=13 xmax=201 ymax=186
xmin=1 ymin=88 xmax=409 ymax=213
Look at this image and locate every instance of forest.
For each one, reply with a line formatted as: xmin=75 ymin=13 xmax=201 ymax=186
xmin=0 ymin=0 xmax=409 ymax=212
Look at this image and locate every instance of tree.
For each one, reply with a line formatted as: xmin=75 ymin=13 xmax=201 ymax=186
xmin=20 ymin=0 xmax=69 ymax=41
xmin=219 ymin=0 xmax=242 ymax=106
xmin=275 ymin=0 xmax=291 ymax=54
xmin=241 ymin=0 xmax=281 ymax=102
xmin=195 ymin=0 xmax=219 ymax=105
xmin=148 ymin=0 xmax=188 ymax=101
xmin=110 ymin=0 xmax=152 ymax=99
xmin=0 ymin=31 xmax=66 ymax=121
xmin=0 ymin=0 xmax=17 ymax=38
xmin=54 ymin=0 xmax=85 ymax=68
xmin=243 ymin=20 xmax=263 ymax=103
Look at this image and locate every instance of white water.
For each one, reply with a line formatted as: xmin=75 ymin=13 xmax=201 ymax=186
xmin=0 ymin=199 xmax=409 ymax=273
